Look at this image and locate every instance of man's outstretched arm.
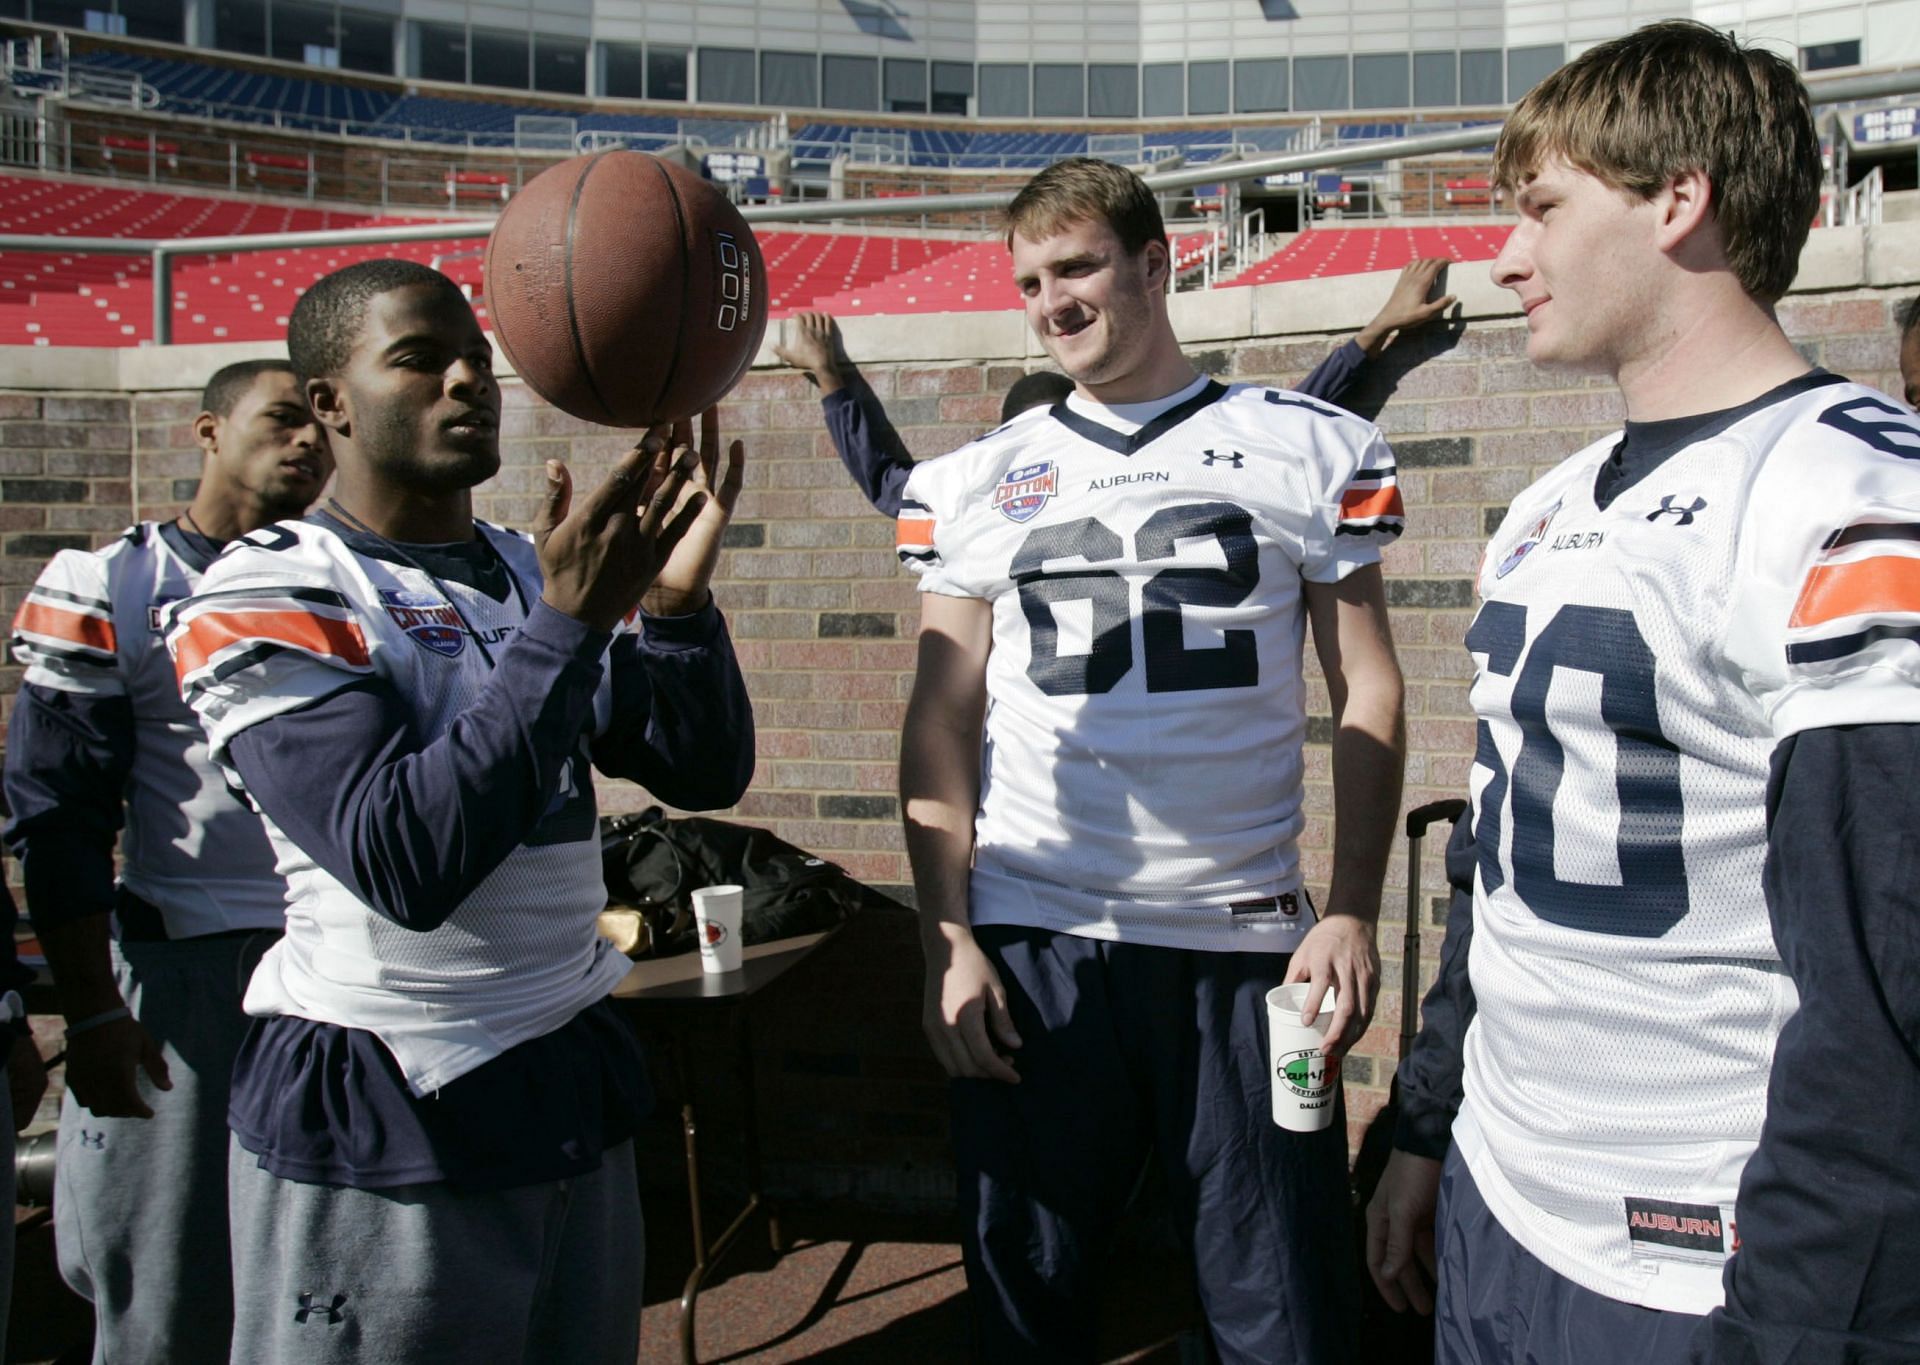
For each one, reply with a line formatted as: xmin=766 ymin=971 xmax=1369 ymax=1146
xmin=776 ymin=310 xmax=916 ymax=517
xmin=1296 ymin=258 xmax=1457 ymax=408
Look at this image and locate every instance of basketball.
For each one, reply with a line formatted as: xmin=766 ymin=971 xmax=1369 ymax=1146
xmin=482 ymin=150 xmax=769 ymax=428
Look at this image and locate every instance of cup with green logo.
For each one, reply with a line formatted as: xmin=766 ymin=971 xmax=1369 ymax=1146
xmin=1266 ymin=982 xmax=1339 ymax=1132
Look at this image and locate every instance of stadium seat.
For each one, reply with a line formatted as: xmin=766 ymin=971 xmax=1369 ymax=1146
xmin=1222 ymin=225 xmax=1512 ymax=288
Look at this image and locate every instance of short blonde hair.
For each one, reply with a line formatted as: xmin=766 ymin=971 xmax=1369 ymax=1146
xmin=1004 ymin=157 xmax=1168 ymax=257
xmin=1493 ymin=20 xmax=1819 ymax=302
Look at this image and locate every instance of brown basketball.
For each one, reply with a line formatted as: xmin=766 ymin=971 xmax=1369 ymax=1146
xmin=483 ymin=151 xmax=768 ymax=428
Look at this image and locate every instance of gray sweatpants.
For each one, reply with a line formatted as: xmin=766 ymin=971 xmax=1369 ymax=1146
xmin=228 ymin=1136 xmax=644 ymax=1365
xmin=55 ymin=932 xmax=272 ymax=1365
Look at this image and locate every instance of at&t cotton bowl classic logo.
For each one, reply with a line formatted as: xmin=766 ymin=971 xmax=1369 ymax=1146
xmin=1495 ymin=498 xmax=1561 ymax=579
xmin=378 ymin=588 xmax=466 ymax=658
xmin=992 ymin=462 xmax=1059 ymax=523
xmin=1276 ymin=1048 xmax=1338 ymax=1112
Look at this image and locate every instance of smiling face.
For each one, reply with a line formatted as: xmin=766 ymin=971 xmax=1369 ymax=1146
xmin=198 ymin=369 xmax=330 ymax=520
xmin=1010 ymin=215 xmax=1169 ymax=394
xmin=314 ymin=282 xmax=501 ymax=498
xmin=1491 ymin=157 xmax=1663 ymax=377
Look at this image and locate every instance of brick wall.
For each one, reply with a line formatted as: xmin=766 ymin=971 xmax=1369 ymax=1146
xmin=0 ymin=285 xmax=1907 ymax=1203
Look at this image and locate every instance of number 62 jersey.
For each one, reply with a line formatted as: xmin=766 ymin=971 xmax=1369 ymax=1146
xmin=1457 ymin=373 xmax=1920 ymax=1314
xmin=896 ymin=378 xmax=1401 ymax=952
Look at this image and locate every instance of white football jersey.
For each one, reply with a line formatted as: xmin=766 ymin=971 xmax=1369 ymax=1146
xmin=167 ymin=518 xmax=630 ymax=1095
xmin=1457 ymin=375 xmax=1920 ymax=1313
xmin=10 ymin=524 xmax=286 ymax=937
xmin=898 ymin=378 xmax=1402 ymax=951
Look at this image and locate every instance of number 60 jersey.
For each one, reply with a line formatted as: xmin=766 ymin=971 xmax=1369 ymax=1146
xmin=1457 ymin=374 xmax=1920 ymax=1314
xmin=897 ymin=378 xmax=1401 ymax=952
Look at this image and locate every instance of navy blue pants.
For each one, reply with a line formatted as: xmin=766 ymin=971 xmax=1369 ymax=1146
xmin=1435 ymin=1146 xmax=1704 ymax=1365
xmin=950 ymin=925 xmax=1358 ymax=1365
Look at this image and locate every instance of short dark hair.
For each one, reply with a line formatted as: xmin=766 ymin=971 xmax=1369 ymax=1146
xmin=1005 ymin=157 xmax=1168 ymax=258
xmin=1493 ymin=20 xmax=1819 ymax=303
xmin=1900 ymin=296 xmax=1920 ymax=341
xmin=288 ymin=259 xmax=468 ymax=385
xmin=201 ymin=359 xmax=295 ymax=418
xmin=1001 ymin=371 xmax=1074 ymax=423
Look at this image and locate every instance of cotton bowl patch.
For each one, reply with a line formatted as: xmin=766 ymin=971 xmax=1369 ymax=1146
xmin=992 ymin=462 xmax=1058 ymax=523
xmin=1496 ymin=499 xmax=1561 ymax=579
xmin=378 ymin=588 xmax=466 ymax=658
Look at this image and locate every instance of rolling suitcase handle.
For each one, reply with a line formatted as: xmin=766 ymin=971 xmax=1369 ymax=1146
xmin=1400 ymin=799 xmax=1469 ymax=1059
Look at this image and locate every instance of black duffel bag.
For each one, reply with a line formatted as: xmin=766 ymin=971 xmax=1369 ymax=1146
xmin=599 ymin=806 xmax=866 ymax=958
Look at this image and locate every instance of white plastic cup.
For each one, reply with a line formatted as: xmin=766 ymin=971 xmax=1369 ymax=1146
xmin=1266 ymin=983 xmax=1339 ymax=1132
xmin=691 ymin=885 xmax=744 ymax=975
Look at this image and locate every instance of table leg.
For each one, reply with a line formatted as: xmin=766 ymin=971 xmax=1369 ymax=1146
xmin=676 ymin=1028 xmax=705 ymax=1365
xmin=734 ymin=1003 xmax=783 ymax=1253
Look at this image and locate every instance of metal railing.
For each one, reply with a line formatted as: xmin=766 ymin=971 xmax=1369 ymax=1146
xmin=0 ymin=63 xmax=1916 ymax=346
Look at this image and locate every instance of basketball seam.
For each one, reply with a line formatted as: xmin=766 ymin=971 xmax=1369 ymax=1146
xmin=564 ymin=151 xmax=618 ymax=425
xmin=647 ymin=155 xmax=692 ymax=424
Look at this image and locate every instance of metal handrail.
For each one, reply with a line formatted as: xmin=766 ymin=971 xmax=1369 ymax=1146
xmin=0 ymin=60 xmax=1915 ymax=345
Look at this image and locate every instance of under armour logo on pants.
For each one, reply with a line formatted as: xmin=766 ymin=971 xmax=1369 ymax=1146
xmin=294 ymin=1292 xmax=347 ymax=1325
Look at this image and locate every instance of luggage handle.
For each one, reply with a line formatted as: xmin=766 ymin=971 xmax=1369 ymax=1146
xmin=1400 ymin=798 xmax=1469 ymax=1058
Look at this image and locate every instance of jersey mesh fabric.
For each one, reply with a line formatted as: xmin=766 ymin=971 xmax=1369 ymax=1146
xmin=9 ymin=524 xmax=286 ymax=936
xmin=900 ymin=383 xmax=1400 ymax=951
xmin=1459 ymin=379 xmax=1920 ymax=1313
xmin=169 ymin=520 xmax=627 ymax=1095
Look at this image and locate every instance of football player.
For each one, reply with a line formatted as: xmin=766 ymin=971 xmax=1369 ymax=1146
xmin=4 ymin=359 xmax=328 ymax=1362
xmin=899 ymin=157 xmax=1407 ymax=1362
xmin=164 ymin=260 xmax=754 ymax=1363
xmin=779 ymin=256 xmax=1456 ymax=517
xmin=1365 ymin=21 xmax=1920 ymax=1363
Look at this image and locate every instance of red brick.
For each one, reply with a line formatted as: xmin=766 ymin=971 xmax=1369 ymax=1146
xmin=937 ymin=394 xmax=1006 ymax=424
xmin=812 ymin=671 xmax=901 ymax=701
xmin=896 ymin=366 xmax=983 ymax=396
xmin=734 ymin=791 xmax=817 ymax=819
xmin=1528 ymin=390 xmax=1626 ymax=427
xmin=1778 ymin=297 xmax=1887 ymax=337
xmin=1429 ymin=396 xmax=1528 ymax=432
xmin=756 ymin=730 xmax=813 ymax=758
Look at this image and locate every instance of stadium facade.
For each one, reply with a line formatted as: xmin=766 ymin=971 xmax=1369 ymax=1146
xmin=12 ymin=1 xmax=1919 ymax=118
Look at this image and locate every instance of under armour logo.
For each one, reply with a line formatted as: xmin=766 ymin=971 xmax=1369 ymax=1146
xmin=294 ymin=1292 xmax=347 ymax=1325
xmin=1202 ymin=448 xmax=1245 ymax=468
xmin=1647 ymin=495 xmax=1707 ymax=525
xmin=77 ymin=1130 xmax=105 ymax=1149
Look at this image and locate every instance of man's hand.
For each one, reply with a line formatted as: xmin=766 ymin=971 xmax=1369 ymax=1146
xmin=1282 ymin=911 xmax=1379 ymax=1058
xmin=641 ymin=408 xmax=746 ymax=618
xmin=1355 ymin=257 xmax=1457 ymax=357
xmin=920 ymin=922 xmax=1022 ymax=1084
xmin=1366 ymin=1149 xmax=1443 ymax=1314
xmin=63 ymin=1016 xmax=170 ymax=1120
xmin=772 ymin=311 xmax=846 ymax=395
xmin=7 ymin=1032 xmax=48 ymax=1131
xmin=534 ymin=428 xmax=703 ymax=632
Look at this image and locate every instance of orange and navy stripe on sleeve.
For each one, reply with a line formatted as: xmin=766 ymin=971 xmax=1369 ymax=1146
xmin=168 ymin=586 xmax=371 ymax=695
xmin=12 ymin=583 xmax=116 ymax=667
xmin=896 ymin=497 xmax=939 ymax=566
xmin=1335 ymin=465 xmax=1405 ymax=539
xmin=1786 ymin=521 xmax=1920 ymax=668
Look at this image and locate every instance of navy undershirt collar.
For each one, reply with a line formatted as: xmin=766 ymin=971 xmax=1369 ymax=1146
xmin=158 ymin=519 xmax=224 ymax=574
xmin=309 ymin=508 xmax=515 ymax=603
xmin=1593 ymin=369 xmax=1845 ymax=511
xmin=1048 ymin=378 xmax=1230 ymax=456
